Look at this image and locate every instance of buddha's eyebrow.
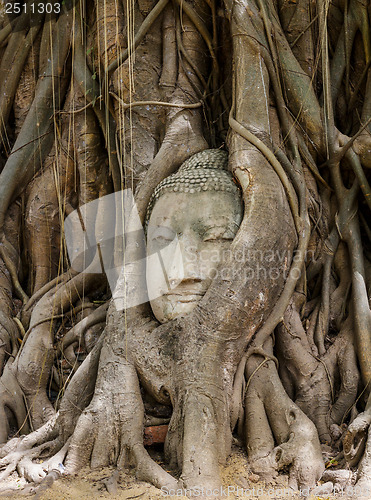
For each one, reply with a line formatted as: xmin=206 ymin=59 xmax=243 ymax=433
xmin=202 ymin=222 xmax=240 ymax=232
xmin=197 ymin=215 xmax=232 ymax=222
xmin=196 ymin=215 xmax=239 ymax=226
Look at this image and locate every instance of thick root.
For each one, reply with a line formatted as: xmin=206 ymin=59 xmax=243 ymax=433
xmin=62 ymin=338 xmax=178 ymax=491
xmin=2 ymin=272 xmax=102 ymax=430
xmin=166 ymin=388 xmax=228 ymax=493
xmin=0 ymin=361 xmax=30 ymax=444
xmin=62 ymin=388 xmax=178 ymax=491
xmin=343 ymin=403 xmax=371 ymax=492
xmin=269 ymin=410 xmax=324 ymax=490
xmin=277 ymin=295 xmax=360 ymax=443
xmin=351 ymin=428 xmax=371 ymax=496
xmin=344 ymin=406 xmax=371 ymax=467
xmin=244 ymin=339 xmax=324 ymax=489
xmin=0 ymin=414 xmax=59 ymax=482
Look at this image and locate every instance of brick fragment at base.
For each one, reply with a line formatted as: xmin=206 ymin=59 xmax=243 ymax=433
xmin=144 ymin=425 xmax=168 ymax=445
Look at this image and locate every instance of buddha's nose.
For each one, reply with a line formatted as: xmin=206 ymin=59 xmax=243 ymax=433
xmin=181 ymin=234 xmax=202 ymax=278
xmin=161 ymin=233 xmax=202 ymax=289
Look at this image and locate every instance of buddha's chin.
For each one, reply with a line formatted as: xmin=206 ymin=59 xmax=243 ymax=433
xmin=150 ymin=295 xmax=201 ymax=323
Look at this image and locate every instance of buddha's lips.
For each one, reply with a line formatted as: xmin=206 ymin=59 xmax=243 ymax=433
xmin=165 ymin=291 xmax=205 ymax=302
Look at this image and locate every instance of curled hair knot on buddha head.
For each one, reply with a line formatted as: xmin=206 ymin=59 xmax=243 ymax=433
xmin=145 ymin=149 xmax=241 ymax=231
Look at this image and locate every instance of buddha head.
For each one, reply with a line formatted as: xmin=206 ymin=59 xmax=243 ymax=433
xmin=145 ymin=149 xmax=243 ymax=323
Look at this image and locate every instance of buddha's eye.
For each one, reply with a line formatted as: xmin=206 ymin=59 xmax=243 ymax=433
xmin=150 ymin=227 xmax=176 ymax=245
xmin=203 ymin=227 xmax=235 ymax=242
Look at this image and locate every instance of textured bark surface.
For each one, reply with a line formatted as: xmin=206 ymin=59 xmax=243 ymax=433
xmin=0 ymin=0 xmax=370 ymax=497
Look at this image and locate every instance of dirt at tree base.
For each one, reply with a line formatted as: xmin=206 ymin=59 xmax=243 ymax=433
xmin=0 ymin=445 xmax=355 ymax=500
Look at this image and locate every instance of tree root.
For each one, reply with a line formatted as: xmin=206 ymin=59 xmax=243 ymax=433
xmin=58 ymin=302 xmax=108 ymax=354
xmin=62 ymin=346 xmax=178 ymax=491
xmin=0 ymin=412 xmax=59 ymax=481
xmin=344 ymin=404 xmax=371 ymax=467
xmin=351 ymin=428 xmax=371 ymax=493
xmin=325 ymin=410 xmax=371 ymax=496
xmin=244 ymin=338 xmax=324 ymax=490
xmin=276 ymin=293 xmax=360 ymax=443
xmin=0 ymin=6 xmax=72 ymax=232
xmin=0 ymin=272 xmax=102 ymax=435
xmin=0 ymin=361 xmax=30 ymax=444
xmin=0 ymin=203 xmax=23 ymax=373
xmin=0 ymin=334 xmax=104 ymax=486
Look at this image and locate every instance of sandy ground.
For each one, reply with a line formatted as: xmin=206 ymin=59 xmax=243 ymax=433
xmin=0 ymin=444 xmax=360 ymax=500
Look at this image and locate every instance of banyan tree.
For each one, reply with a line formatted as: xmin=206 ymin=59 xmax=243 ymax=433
xmin=0 ymin=0 xmax=370 ymax=496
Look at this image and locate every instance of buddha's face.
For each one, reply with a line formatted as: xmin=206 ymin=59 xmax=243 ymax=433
xmin=146 ymin=190 xmax=243 ymax=323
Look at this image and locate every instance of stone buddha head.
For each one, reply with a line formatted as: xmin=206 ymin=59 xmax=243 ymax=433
xmin=145 ymin=149 xmax=243 ymax=323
